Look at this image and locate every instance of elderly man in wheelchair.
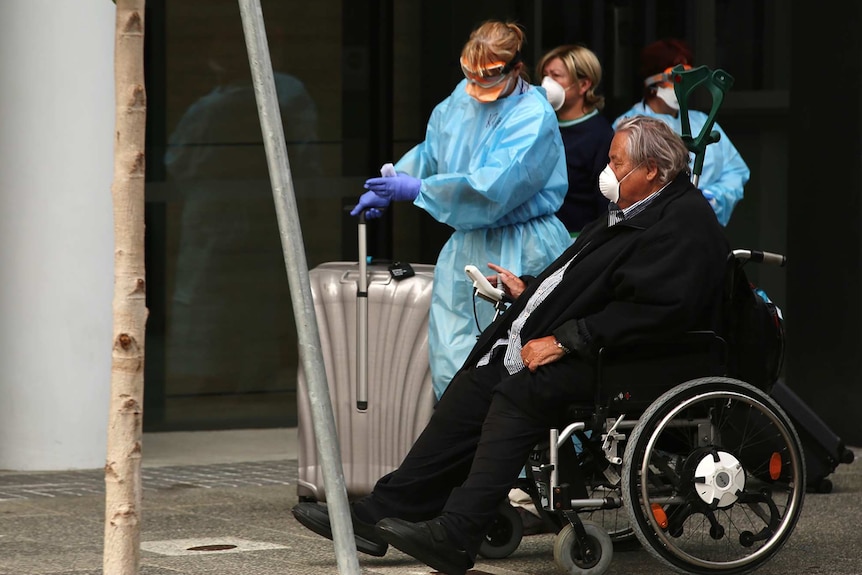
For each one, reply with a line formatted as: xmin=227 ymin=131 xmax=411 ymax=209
xmin=293 ymin=115 xmax=804 ymax=575
xmin=477 ymin=250 xmax=799 ymax=575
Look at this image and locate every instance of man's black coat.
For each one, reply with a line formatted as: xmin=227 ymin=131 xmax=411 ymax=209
xmin=456 ymin=172 xmax=730 ymax=419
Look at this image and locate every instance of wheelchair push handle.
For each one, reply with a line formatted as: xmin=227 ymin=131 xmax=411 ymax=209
xmin=732 ymin=249 xmax=786 ymax=267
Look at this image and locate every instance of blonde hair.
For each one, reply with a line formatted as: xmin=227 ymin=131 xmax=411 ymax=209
xmin=461 ymin=21 xmax=529 ymax=82
xmin=536 ymin=44 xmax=606 ymax=111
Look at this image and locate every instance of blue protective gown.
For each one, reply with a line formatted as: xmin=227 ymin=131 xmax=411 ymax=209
xmin=613 ymin=102 xmax=750 ymax=226
xmin=395 ymin=78 xmax=572 ymax=400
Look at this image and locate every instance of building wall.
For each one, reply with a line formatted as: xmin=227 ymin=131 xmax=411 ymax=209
xmin=787 ymin=2 xmax=862 ymax=445
xmin=0 ymin=1 xmax=115 ymax=470
xmin=1 ymin=1 xmax=859 ymax=471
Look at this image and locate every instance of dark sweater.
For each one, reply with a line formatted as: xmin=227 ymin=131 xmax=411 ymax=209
xmin=555 ymin=112 xmax=615 ymax=233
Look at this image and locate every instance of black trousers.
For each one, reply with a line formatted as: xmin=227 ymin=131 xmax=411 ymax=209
xmin=354 ymin=356 xmax=592 ymax=557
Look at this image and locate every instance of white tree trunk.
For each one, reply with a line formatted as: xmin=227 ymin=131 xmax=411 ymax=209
xmin=104 ymin=2 xmax=147 ymax=574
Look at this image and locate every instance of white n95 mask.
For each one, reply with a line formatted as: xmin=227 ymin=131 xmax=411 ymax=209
xmin=541 ymin=76 xmax=566 ymax=111
xmin=598 ymin=165 xmax=621 ymax=203
xmin=655 ymin=85 xmax=680 ymax=110
xmin=598 ymin=163 xmax=641 ymax=204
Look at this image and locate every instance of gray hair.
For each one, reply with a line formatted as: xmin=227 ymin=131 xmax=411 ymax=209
xmin=615 ymin=115 xmax=691 ymax=183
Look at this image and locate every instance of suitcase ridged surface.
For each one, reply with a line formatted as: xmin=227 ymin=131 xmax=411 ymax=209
xmin=297 ymin=262 xmax=436 ymax=500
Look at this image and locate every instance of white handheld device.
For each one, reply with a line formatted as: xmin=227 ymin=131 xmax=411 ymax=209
xmin=464 ymin=264 xmax=504 ymax=303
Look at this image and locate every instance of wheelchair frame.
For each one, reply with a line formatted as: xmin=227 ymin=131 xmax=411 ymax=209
xmin=516 ymin=374 xmax=806 ymax=575
xmin=474 ymin=250 xmax=805 ymax=575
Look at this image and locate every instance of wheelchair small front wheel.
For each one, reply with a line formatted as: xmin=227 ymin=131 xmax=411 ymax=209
xmin=478 ymin=502 xmax=523 ymax=559
xmin=553 ymin=521 xmax=613 ymax=575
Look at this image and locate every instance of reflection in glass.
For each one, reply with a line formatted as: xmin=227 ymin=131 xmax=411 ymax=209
xmin=163 ymin=16 xmax=320 ymax=425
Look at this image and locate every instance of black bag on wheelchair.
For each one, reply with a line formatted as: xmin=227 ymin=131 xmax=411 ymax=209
xmin=724 ymin=261 xmax=785 ymax=391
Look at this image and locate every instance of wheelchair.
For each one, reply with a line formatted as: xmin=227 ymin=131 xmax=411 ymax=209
xmin=470 ymin=250 xmax=806 ymax=575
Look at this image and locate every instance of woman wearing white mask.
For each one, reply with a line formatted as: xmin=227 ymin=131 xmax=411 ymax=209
xmin=351 ymin=20 xmax=571 ymax=401
xmin=536 ymin=45 xmax=614 ymax=238
xmin=613 ymin=38 xmax=750 ymax=227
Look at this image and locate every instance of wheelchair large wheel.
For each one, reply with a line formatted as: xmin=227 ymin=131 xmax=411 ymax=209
xmin=621 ymin=377 xmax=805 ymax=574
xmin=553 ymin=520 xmax=613 ymax=575
xmin=478 ymin=502 xmax=523 ymax=559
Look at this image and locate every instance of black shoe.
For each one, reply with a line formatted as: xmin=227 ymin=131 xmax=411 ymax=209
xmin=376 ymin=517 xmax=473 ymax=575
xmin=291 ymin=502 xmax=388 ymax=557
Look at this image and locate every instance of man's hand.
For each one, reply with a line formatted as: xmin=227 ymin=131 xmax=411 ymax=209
xmin=487 ymin=263 xmax=526 ymax=299
xmin=521 ymin=335 xmax=567 ymax=372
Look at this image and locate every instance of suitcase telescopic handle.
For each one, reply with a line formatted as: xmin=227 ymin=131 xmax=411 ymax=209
xmin=357 ymin=212 xmax=369 ymax=411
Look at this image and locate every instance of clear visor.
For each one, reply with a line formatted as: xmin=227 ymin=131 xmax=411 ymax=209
xmin=644 ymin=64 xmax=692 ymax=88
xmin=460 ymin=52 xmax=521 ymax=89
xmin=461 ymin=58 xmax=510 ymax=88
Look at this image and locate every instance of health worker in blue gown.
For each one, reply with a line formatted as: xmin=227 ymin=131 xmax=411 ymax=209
xmin=613 ymin=38 xmax=749 ymax=226
xmin=351 ymin=20 xmax=571 ymax=400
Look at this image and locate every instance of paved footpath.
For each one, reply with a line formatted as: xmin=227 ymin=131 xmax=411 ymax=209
xmin=0 ymin=441 xmax=859 ymax=575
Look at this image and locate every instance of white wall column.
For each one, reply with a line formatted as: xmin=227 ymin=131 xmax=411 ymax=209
xmin=0 ymin=1 xmax=116 ymax=470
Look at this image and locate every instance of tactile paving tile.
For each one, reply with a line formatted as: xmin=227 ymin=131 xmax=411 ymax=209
xmin=0 ymin=459 xmax=298 ymax=501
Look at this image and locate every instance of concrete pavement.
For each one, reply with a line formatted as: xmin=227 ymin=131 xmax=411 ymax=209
xmin=0 ymin=428 xmax=859 ymax=575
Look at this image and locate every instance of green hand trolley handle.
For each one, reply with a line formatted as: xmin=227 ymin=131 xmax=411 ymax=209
xmin=672 ymin=64 xmax=735 ymax=187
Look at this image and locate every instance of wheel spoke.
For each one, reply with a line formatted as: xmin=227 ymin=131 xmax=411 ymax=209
xmin=622 ymin=378 xmax=805 ymax=574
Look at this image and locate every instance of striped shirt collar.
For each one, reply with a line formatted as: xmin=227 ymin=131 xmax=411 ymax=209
xmin=607 ymin=181 xmax=671 ymax=227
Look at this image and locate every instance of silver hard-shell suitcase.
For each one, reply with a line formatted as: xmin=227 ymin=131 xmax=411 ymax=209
xmin=296 ymin=257 xmax=436 ymax=501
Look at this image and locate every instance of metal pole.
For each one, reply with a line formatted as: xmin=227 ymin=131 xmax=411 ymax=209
xmin=236 ymin=2 xmax=361 ymax=574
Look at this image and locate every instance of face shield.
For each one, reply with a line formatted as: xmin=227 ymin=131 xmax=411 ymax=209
xmin=461 ymin=52 xmax=522 ymax=102
xmin=644 ymin=64 xmax=692 ymax=111
xmin=644 ymin=64 xmax=693 ymax=89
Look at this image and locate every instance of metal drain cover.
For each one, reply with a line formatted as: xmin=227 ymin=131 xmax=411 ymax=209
xmin=141 ymin=537 xmax=287 ymax=556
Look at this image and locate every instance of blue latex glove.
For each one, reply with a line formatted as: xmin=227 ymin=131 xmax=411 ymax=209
xmin=364 ymin=174 xmax=421 ymax=202
xmin=350 ymin=190 xmax=390 ymax=218
xmin=701 ymin=188 xmax=718 ymax=209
